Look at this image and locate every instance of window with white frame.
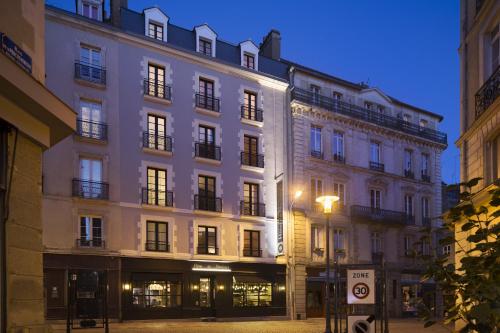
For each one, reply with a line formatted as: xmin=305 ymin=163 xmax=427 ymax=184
xmin=371 ymin=232 xmax=382 ymax=254
xmin=78 ymin=158 xmax=103 ymax=199
xmin=79 ymin=45 xmax=102 ymax=81
xmin=333 ymin=183 xmax=345 ymax=208
xmin=79 ymin=216 xmax=103 ymax=247
xmin=442 ymin=244 xmax=451 ymax=256
xmin=79 ymin=100 xmax=102 ymax=139
xmin=370 ymin=141 xmax=380 ymax=163
xmin=79 ymin=1 xmax=101 ymax=20
xmin=310 ymin=126 xmax=322 ymax=157
xmin=311 ymin=225 xmax=323 ymax=254
xmin=199 ymin=38 xmax=212 ymax=56
xmin=333 ymin=229 xmax=345 ymax=251
xmin=370 ymin=189 xmax=381 ymax=209
xmin=310 ymin=178 xmax=323 ymax=210
xmin=404 ymin=195 xmax=413 ymax=217
xmin=332 ymin=131 xmax=344 ymax=161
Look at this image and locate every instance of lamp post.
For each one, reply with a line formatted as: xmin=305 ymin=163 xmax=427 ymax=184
xmin=316 ymin=195 xmax=339 ymax=333
xmin=287 ymin=189 xmax=302 ymax=320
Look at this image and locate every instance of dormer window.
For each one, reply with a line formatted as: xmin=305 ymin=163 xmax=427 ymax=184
xmin=148 ymin=21 xmax=164 ymax=41
xmin=78 ymin=0 xmax=102 ymax=21
xmin=199 ymin=38 xmax=212 ymax=56
xmin=419 ymin=119 xmax=428 ymax=128
xmin=365 ymin=102 xmax=373 ymax=110
xmin=243 ymin=53 xmax=255 ymax=69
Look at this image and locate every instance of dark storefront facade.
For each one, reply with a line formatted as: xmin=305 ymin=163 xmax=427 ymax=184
xmin=44 ymin=254 xmax=286 ymax=320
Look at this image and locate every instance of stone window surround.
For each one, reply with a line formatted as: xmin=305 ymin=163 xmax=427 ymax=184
xmin=139 ymin=214 xmax=176 ymax=254
xmin=140 ymin=57 xmax=173 ymax=95
xmin=191 ymin=169 xmax=223 ymax=209
xmin=238 ymin=223 xmax=267 ymax=257
xmin=139 ymin=160 xmax=175 ymax=196
xmin=191 ymin=218 xmax=224 ymax=255
xmin=238 ymin=176 xmax=266 ymax=207
xmin=139 ymin=107 xmax=174 ymax=150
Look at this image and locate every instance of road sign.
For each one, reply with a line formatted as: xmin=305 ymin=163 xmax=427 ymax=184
xmin=347 ymin=269 xmax=375 ymax=304
xmin=348 ymin=315 xmax=375 ymax=333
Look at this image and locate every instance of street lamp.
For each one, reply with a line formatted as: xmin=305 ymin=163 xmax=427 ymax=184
xmin=316 ymin=195 xmax=339 ymax=333
xmin=287 ymin=189 xmax=302 ymax=320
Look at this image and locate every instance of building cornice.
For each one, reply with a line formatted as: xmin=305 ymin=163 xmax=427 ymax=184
xmin=45 ymin=8 xmax=289 ymax=91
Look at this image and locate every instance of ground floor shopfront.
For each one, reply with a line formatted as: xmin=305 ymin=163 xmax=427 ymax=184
xmin=43 ymin=254 xmax=286 ymax=321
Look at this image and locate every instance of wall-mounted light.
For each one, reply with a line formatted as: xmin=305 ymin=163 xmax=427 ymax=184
xmin=278 ymin=285 xmax=286 ymax=292
xmin=122 ymin=283 xmax=131 ymax=291
xmin=217 ymin=284 xmax=225 ymax=291
xmin=192 ymin=284 xmax=199 ymax=291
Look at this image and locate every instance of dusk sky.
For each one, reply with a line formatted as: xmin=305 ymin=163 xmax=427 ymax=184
xmin=47 ymin=0 xmax=460 ymax=183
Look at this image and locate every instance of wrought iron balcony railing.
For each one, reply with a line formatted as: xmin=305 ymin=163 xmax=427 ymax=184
xmin=144 ymin=79 xmax=171 ymax=100
xmin=195 ymin=93 xmax=220 ymax=112
xmin=351 ymin=205 xmax=413 ymax=225
xmin=72 ymin=179 xmax=109 ymax=200
xmin=241 ymin=105 xmax=263 ymax=122
xmin=141 ymin=187 xmax=173 ymax=207
xmin=369 ymin=161 xmax=385 ymax=172
xmin=142 ymin=131 xmax=172 ymax=152
xmin=74 ymin=61 xmax=106 ymax=85
xmin=240 ymin=201 xmax=266 ymax=217
xmin=145 ymin=241 xmax=169 ymax=252
xmin=311 ymin=150 xmax=324 ymax=159
xmin=76 ymin=119 xmax=108 ymax=141
xmin=76 ymin=238 xmax=105 ymax=248
xmin=404 ymin=169 xmax=414 ymax=179
xmin=197 ymin=245 xmax=219 ymax=255
xmin=194 ymin=194 xmax=222 ymax=212
xmin=243 ymin=248 xmax=262 ymax=257
xmin=195 ymin=142 xmax=221 ymax=160
xmin=475 ymin=66 xmax=499 ymax=119
xmin=241 ymin=152 xmax=264 ymax=168
xmin=291 ymin=87 xmax=447 ymax=145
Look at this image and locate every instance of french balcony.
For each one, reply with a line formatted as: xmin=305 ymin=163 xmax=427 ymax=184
xmin=311 ymin=150 xmax=324 ymax=159
xmin=404 ymin=169 xmax=414 ymax=179
xmin=143 ymin=79 xmax=172 ymax=101
xmin=194 ymin=194 xmax=222 ymax=212
xmin=241 ymin=105 xmax=263 ymax=122
xmin=291 ymin=87 xmax=447 ymax=145
xmin=351 ymin=205 xmax=413 ymax=225
xmin=195 ymin=142 xmax=221 ymax=161
xmin=475 ymin=65 xmax=499 ymax=119
xmin=142 ymin=131 xmax=172 ymax=152
xmin=141 ymin=187 xmax=173 ymax=207
xmin=74 ymin=61 xmax=106 ymax=85
xmin=369 ymin=161 xmax=385 ymax=172
xmin=332 ymin=153 xmax=345 ymax=163
xmin=243 ymin=247 xmax=262 ymax=257
xmin=241 ymin=152 xmax=264 ymax=168
xmin=76 ymin=238 xmax=105 ymax=248
xmin=72 ymin=179 xmax=109 ymax=200
xmin=421 ymin=172 xmax=431 ymax=182
xmin=195 ymin=93 xmax=220 ymax=112
xmin=197 ymin=245 xmax=219 ymax=255
xmin=76 ymin=119 xmax=108 ymax=141
xmin=145 ymin=241 xmax=170 ymax=252
xmin=240 ymin=201 xmax=266 ymax=217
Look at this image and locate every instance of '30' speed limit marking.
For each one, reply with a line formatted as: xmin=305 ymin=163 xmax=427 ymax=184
xmin=352 ymin=282 xmax=370 ymax=299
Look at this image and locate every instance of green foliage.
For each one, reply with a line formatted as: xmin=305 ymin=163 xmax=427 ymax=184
xmin=419 ymin=179 xmax=500 ymax=332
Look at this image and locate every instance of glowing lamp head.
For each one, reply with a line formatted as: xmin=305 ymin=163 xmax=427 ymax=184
xmin=315 ymin=195 xmax=339 ymax=214
xmin=294 ymin=190 xmax=303 ymax=200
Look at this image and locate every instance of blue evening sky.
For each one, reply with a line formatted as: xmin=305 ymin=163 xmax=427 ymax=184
xmin=47 ymin=0 xmax=460 ymax=183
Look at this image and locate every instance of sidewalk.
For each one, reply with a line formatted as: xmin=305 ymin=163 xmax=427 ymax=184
xmin=51 ymin=318 xmax=453 ymax=333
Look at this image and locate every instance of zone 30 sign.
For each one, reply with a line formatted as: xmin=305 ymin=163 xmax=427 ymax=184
xmin=347 ymin=269 xmax=375 ymax=304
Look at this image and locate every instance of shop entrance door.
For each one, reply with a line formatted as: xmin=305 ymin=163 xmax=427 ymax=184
xmin=199 ymin=276 xmax=216 ymax=317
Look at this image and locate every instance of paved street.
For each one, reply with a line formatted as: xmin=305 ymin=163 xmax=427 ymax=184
xmin=51 ymin=318 xmax=453 ymax=333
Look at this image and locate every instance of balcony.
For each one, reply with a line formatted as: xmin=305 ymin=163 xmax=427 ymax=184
xmin=240 ymin=201 xmax=266 ymax=217
xmin=241 ymin=152 xmax=264 ymax=168
xmin=241 ymin=105 xmax=263 ymax=122
xmin=141 ymin=187 xmax=173 ymax=207
xmin=475 ymin=66 xmax=499 ymax=119
xmin=74 ymin=61 xmax=106 ymax=85
xmin=197 ymin=246 xmax=219 ymax=255
xmin=143 ymin=79 xmax=172 ymax=101
xmin=195 ymin=142 xmax=221 ymax=161
xmin=72 ymin=179 xmax=109 ymax=200
xmin=421 ymin=172 xmax=431 ymax=182
xmin=76 ymin=238 xmax=105 ymax=248
xmin=369 ymin=161 xmax=385 ymax=172
xmin=311 ymin=150 xmax=324 ymax=159
xmin=243 ymin=248 xmax=262 ymax=257
xmin=422 ymin=217 xmax=432 ymax=228
xmin=76 ymin=119 xmax=108 ymax=141
xmin=145 ymin=241 xmax=170 ymax=252
xmin=291 ymin=87 xmax=447 ymax=145
xmin=333 ymin=153 xmax=345 ymax=163
xmin=404 ymin=169 xmax=414 ymax=179
xmin=195 ymin=93 xmax=220 ymax=112
xmin=194 ymin=194 xmax=222 ymax=212
xmin=142 ymin=131 xmax=172 ymax=152
xmin=351 ymin=205 xmax=413 ymax=225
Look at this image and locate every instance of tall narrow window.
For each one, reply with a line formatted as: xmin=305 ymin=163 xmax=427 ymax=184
xmin=370 ymin=189 xmax=381 ymax=209
xmin=243 ymin=182 xmax=260 ymax=216
xmin=404 ymin=236 xmax=412 ymax=256
xmin=276 ymin=181 xmax=284 ymax=247
xmin=148 ymin=21 xmax=164 ymax=40
xmin=146 ymin=221 xmax=168 ymax=251
xmin=147 ymin=115 xmax=166 ymax=150
xmin=332 ymin=131 xmax=344 ymax=161
xmin=197 ymin=125 xmax=217 ymax=160
xmin=198 ymin=78 xmax=215 ymax=110
xmin=199 ymin=38 xmax=212 ymax=56
xmin=79 ymin=100 xmax=102 ymax=139
xmin=243 ymin=53 xmax=255 ymax=69
xmin=148 ymin=64 xmax=165 ymax=98
xmin=333 ymin=91 xmax=343 ymax=101
xmin=311 ymin=85 xmax=321 ymax=104
xmin=486 ymin=134 xmax=500 ymax=184
xmin=198 ymin=226 xmax=217 ymax=254
xmin=370 ymin=141 xmax=380 ymax=163
xmin=78 ymin=158 xmax=104 ymax=199
xmin=404 ymin=149 xmax=413 ymax=177
xmin=243 ymin=230 xmax=261 ymax=257
xmin=422 ymin=197 xmax=430 ymax=218
xmin=310 ymin=126 xmax=322 ymax=158
xmin=147 ymin=167 xmax=166 ymax=206
xmin=311 ymin=226 xmax=322 ymax=253
xmin=333 ymin=183 xmax=345 ymax=208
xmin=311 ymin=178 xmax=323 ymax=210
xmin=421 ymin=153 xmax=430 ymax=176
xmin=371 ymin=232 xmax=382 ymax=254
xmin=242 ymin=135 xmax=260 ymax=167
xmin=333 ymin=229 xmax=345 ymax=251
xmin=79 ymin=158 xmax=102 ymax=182
xmin=490 ymin=23 xmax=499 ymax=74
xmin=197 ymin=175 xmax=216 ymax=211
xmin=79 ymin=216 xmax=102 ymax=247
xmin=243 ymin=91 xmax=258 ymax=120
xmin=404 ymin=195 xmax=413 ymax=217
xmin=79 ymin=45 xmax=102 ymax=82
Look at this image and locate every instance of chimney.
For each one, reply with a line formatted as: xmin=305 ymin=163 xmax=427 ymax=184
xmin=260 ymin=29 xmax=281 ymax=60
xmin=111 ymin=0 xmax=128 ymax=27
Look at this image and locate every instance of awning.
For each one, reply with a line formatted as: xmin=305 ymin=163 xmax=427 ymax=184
xmin=233 ymin=275 xmax=270 ymax=284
